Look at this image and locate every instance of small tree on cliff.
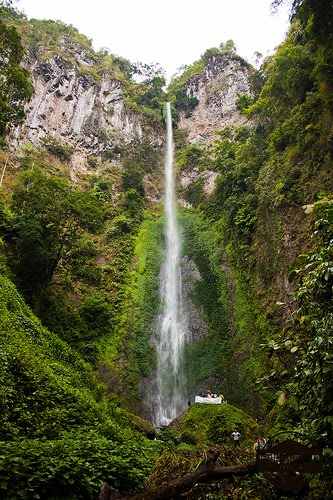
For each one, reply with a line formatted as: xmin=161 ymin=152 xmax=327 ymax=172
xmin=0 ymin=2 xmax=34 ymax=137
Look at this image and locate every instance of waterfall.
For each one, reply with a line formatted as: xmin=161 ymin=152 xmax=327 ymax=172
xmin=154 ymin=102 xmax=189 ymax=427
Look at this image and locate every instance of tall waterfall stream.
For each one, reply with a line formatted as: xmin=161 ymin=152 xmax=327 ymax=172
xmin=154 ymin=103 xmax=190 ymax=427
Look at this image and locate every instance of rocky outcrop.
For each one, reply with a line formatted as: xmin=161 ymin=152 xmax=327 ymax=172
xmin=180 ymin=256 xmax=209 ymax=343
xmin=179 ymin=54 xmax=252 ymax=143
xmin=9 ymin=36 xmax=160 ymax=177
xmin=179 ymin=167 xmax=219 ymax=205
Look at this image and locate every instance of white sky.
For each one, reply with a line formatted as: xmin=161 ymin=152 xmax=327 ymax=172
xmin=16 ymin=0 xmax=291 ymax=81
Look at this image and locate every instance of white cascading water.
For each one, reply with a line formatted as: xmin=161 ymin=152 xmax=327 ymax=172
xmin=154 ymin=102 xmax=189 ymax=427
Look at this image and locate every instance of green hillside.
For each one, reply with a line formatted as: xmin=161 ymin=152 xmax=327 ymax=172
xmin=166 ymin=403 xmax=259 ymax=448
xmin=0 ymin=274 xmax=160 ymax=497
xmin=0 ymin=0 xmax=332 ymax=498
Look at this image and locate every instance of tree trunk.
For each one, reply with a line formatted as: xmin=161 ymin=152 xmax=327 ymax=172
xmin=103 ymin=460 xmax=256 ymax=500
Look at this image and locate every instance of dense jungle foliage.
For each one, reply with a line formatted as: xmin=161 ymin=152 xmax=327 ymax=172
xmin=0 ymin=0 xmax=332 ymax=498
xmin=168 ymin=0 xmax=333 ymax=494
xmin=176 ymin=0 xmax=333 ymax=462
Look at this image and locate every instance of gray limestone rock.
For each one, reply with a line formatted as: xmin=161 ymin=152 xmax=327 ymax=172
xmin=178 ymin=53 xmax=252 ymax=143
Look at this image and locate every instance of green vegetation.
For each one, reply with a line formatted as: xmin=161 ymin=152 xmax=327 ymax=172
xmin=129 ymin=216 xmax=164 ymax=377
xmin=123 ymin=64 xmax=167 ymax=128
xmin=1 ymin=0 xmax=333 ymax=497
xmin=167 ymin=402 xmax=259 ymax=448
xmin=180 ymin=211 xmax=229 ymax=390
xmin=9 ymin=168 xmax=104 ymax=308
xmin=168 ymin=39 xmax=253 ymax=119
xmin=176 ymin=210 xmax=267 ymax=413
xmin=173 ymin=0 xmax=333 ymax=476
xmin=0 ymin=435 xmax=154 ymax=499
xmin=0 ymin=275 xmax=100 ymax=440
xmin=167 ymin=59 xmax=204 ymax=117
xmin=145 ymin=404 xmax=266 ymax=499
xmin=176 ymin=142 xmax=210 ymax=172
xmin=258 ymin=201 xmax=333 ymax=453
xmin=40 ymin=135 xmax=75 ymax=161
xmin=0 ymin=274 xmax=160 ymax=498
xmin=1 ymin=5 xmax=166 ymax=130
xmin=146 ymin=446 xmax=274 ymax=499
xmin=0 ymin=3 xmax=33 ymax=137
xmin=23 ymin=18 xmax=92 ymax=53
xmin=166 ymin=6 xmax=333 ymax=497
xmin=96 ymin=213 xmax=164 ymax=401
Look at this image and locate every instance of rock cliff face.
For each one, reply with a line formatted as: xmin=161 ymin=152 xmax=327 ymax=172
xmin=175 ymin=53 xmax=253 ymax=205
xmin=178 ymin=54 xmax=252 ymax=143
xmin=9 ymin=36 xmax=160 ymax=177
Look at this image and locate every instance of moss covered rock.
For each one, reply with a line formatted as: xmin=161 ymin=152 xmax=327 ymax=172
xmin=130 ymin=413 xmax=156 ymax=439
xmin=167 ymin=402 xmax=259 ymax=448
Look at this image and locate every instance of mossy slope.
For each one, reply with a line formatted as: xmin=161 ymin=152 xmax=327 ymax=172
xmin=168 ymin=402 xmax=259 ymax=448
xmin=0 ymin=274 xmax=159 ymax=498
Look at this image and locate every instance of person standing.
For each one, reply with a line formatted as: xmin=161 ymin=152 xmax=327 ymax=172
xmin=231 ymin=430 xmax=241 ymax=446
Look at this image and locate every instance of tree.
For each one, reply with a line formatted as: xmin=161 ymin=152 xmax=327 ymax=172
xmin=272 ymin=0 xmax=333 ymax=110
xmin=258 ymin=201 xmax=333 ymax=460
xmin=0 ymin=3 xmax=34 ymax=136
xmin=112 ymin=55 xmax=135 ymax=79
xmin=132 ymin=61 xmax=165 ymax=82
xmin=100 ymin=454 xmax=256 ymax=500
xmin=220 ymin=39 xmax=236 ymax=54
xmin=288 ymin=204 xmax=333 ymax=451
xmin=9 ymin=169 xmax=103 ymax=306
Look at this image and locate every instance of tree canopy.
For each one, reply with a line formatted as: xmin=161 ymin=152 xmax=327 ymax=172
xmin=9 ymin=169 xmax=104 ymax=305
xmin=0 ymin=3 xmax=33 ymax=136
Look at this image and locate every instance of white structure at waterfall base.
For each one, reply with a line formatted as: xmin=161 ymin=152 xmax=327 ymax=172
xmin=153 ymin=103 xmax=190 ymax=428
xmin=194 ymin=396 xmax=222 ymax=404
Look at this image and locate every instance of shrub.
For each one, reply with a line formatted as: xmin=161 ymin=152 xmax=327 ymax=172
xmin=40 ymin=134 xmax=75 ymax=161
xmin=0 ymin=432 xmax=154 ymax=499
